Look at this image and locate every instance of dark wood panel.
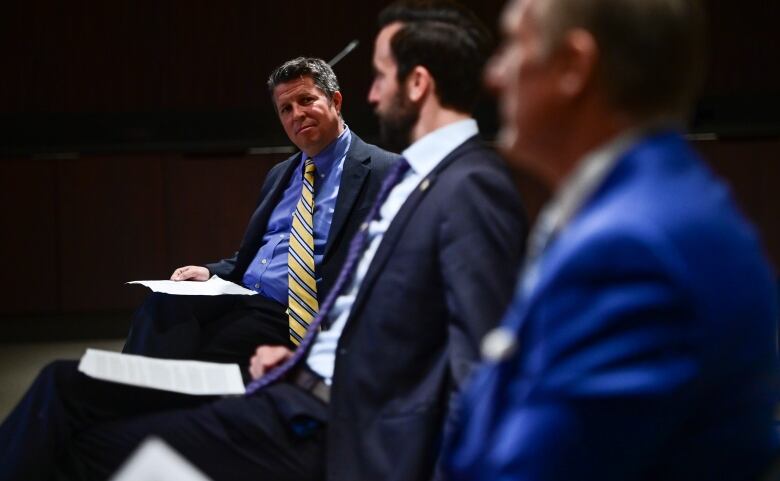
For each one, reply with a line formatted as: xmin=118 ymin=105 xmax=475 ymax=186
xmin=162 ymin=154 xmax=282 ymax=270
xmin=1 ymin=152 xmax=286 ymax=315
xmin=58 ymin=155 xmax=167 ymax=310
xmin=0 ymin=159 xmax=60 ymax=313
xmin=3 ymin=138 xmax=779 ymax=321
xmin=704 ymin=0 xmax=780 ymax=96
xmin=695 ymin=139 xmax=780 ymax=271
xmin=3 ymin=1 xmax=777 ymax=112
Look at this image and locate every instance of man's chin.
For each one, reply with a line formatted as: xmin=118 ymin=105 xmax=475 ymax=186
xmin=297 ymin=125 xmax=317 ymax=136
xmin=294 ymin=136 xmax=320 ymax=155
xmin=296 ymin=131 xmax=317 ymax=144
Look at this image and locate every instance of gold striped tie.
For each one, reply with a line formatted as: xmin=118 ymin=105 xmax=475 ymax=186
xmin=287 ymin=158 xmax=319 ymax=345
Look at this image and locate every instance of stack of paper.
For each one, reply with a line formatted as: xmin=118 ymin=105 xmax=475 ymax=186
xmin=127 ymin=275 xmax=257 ymax=296
xmin=78 ymin=349 xmax=245 ymax=396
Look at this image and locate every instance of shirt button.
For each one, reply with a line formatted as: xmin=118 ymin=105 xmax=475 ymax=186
xmin=279 ymin=234 xmax=284 ymax=238
xmin=254 ymin=283 xmax=260 ymax=289
xmin=261 ymin=259 xmax=267 ymax=264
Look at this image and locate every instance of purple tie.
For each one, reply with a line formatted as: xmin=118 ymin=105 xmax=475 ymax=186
xmin=246 ymin=157 xmax=411 ymax=394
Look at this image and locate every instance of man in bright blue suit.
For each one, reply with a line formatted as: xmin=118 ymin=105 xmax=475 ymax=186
xmin=446 ymin=0 xmax=780 ymax=480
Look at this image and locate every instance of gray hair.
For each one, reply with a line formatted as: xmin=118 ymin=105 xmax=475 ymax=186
xmin=267 ymin=57 xmax=341 ymax=106
xmin=533 ymin=0 xmax=706 ymax=121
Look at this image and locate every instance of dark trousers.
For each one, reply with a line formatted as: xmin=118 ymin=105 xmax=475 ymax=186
xmin=0 ymin=360 xmax=327 ymax=481
xmin=123 ymin=292 xmax=290 ymax=369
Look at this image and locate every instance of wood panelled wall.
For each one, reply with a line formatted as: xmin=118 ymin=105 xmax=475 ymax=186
xmin=1 ymin=0 xmax=779 ymax=335
xmin=1 ymin=140 xmax=778 ymax=319
xmin=0 ymin=153 xmax=283 ymax=316
xmin=2 ymin=0 xmax=779 ymax=153
xmin=698 ymin=140 xmax=780 ymax=269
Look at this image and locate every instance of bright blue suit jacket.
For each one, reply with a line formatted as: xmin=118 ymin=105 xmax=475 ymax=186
xmin=446 ymin=131 xmax=779 ymax=481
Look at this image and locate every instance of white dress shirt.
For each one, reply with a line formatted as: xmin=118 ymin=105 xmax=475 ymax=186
xmin=306 ymin=118 xmax=480 ymax=383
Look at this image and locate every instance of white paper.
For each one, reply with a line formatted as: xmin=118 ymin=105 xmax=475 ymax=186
xmin=111 ymin=437 xmax=212 ymax=481
xmin=127 ymin=275 xmax=257 ymax=296
xmin=78 ymin=349 xmax=245 ymax=396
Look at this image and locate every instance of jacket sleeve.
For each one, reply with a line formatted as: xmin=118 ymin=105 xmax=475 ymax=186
xmin=447 ymin=231 xmax=700 ymax=481
xmin=436 ymin=162 xmax=527 ymax=465
xmin=203 ymin=159 xmax=290 ymax=280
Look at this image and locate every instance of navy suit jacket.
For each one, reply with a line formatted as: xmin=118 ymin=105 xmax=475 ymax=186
xmin=324 ymin=136 xmax=528 ymax=481
xmin=205 ymin=133 xmax=397 ymax=301
xmin=446 ymin=131 xmax=780 ymax=481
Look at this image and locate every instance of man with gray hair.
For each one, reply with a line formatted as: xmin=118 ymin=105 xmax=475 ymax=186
xmin=123 ymin=56 xmax=396 ymax=367
xmin=446 ymin=0 xmax=780 ymax=479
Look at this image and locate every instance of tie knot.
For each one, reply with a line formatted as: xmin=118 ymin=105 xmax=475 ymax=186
xmin=396 ymin=156 xmax=411 ymax=176
xmin=382 ymin=157 xmax=412 ymax=192
xmin=304 ymin=158 xmax=316 ymax=175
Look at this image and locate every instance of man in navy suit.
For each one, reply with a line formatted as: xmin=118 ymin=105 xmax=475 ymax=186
xmin=122 ymin=56 xmax=395 ymax=366
xmin=446 ymin=0 xmax=780 ymax=480
xmin=248 ymin=2 xmax=527 ymax=479
xmin=0 ymin=4 xmax=526 ymax=480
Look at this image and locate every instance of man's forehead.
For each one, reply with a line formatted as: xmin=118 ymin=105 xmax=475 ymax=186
xmin=273 ymin=76 xmax=316 ymax=102
xmin=376 ymin=22 xmax=403 ymax=57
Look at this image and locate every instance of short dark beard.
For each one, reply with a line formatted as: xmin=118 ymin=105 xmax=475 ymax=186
xmin=378 ymin=87 xmax=420 ymax=153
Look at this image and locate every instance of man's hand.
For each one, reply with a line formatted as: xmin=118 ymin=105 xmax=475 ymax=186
xmin=248 ymin=345 xmax=294 ymax=380
xmin=170 ymin=265 xmax=210 ymax=281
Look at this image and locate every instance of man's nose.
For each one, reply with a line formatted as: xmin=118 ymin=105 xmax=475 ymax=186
xmin=367 ymin=82 xmax=379 ymax=106
xmin=292 ymin=103 xmax=305 ymax=119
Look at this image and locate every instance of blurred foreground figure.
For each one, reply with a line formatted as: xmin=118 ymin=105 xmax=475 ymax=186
xmin=446 ymin=0 xmax=780 ymax=480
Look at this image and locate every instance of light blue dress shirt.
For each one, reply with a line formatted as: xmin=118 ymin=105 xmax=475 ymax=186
xmin=242 ymin=127 xmax=351 ymax=304
xmin=306 ymin=118 xmax=479 ymax=383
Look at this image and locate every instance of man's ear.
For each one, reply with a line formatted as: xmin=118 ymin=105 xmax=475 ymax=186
xmin=556 ymin=29 xmax=598 ymax=97
xmin=405 ymin=65 xmax=432 ymax=103
xmin=331 ymin=90 xmax=343 ymax=113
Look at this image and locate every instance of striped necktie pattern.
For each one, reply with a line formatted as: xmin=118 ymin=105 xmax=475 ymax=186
xmin=246 ymin=157 xmax=411 ymax=395
xmin=287 ymin=158 xmax=319 ymax=346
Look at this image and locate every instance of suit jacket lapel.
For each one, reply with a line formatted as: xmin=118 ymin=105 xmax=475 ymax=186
xmin=238 ymin=154 xmax=300 ymax=267
xmin=354 ymin=171 xmax=438 ymax=300
xmin=323 ymin=136 xmax=371 ymax=260
xmin=256 ymin=155 xmax=299 ymax=220
xmin=345 ymin=137 xmax=478 ymax=325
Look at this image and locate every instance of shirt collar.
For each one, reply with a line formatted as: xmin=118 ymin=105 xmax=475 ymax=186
xmin=303 ymin=126 xmax=351 ymax=178
xmin=402 ymin=118 xmax=478 ymax=178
